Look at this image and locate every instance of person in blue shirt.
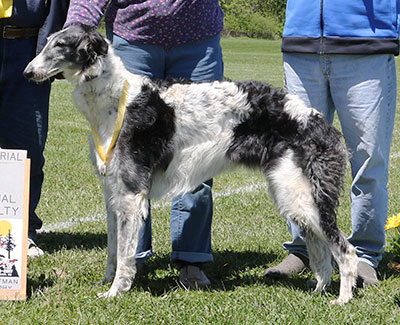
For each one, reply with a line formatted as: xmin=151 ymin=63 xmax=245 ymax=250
xmin=265 ymin=0 xmax=399 ymax=287
xmin=0 ymin=0 xmax=69 ymax=257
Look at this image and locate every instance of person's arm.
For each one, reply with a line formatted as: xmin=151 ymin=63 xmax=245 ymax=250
xmin=64 ymin=0 xmax=111 ymax=27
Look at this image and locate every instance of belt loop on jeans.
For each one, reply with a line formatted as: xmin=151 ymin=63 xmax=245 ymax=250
xmin=1 ymin=25 xmax=39 ymax=39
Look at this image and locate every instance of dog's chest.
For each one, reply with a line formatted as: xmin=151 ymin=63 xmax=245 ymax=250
xmin=73 ymin=87 xmax=118 ymax=132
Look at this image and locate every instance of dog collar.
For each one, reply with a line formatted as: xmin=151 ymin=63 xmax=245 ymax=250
xmin=91 ymin=79 xmax=129 ymax=164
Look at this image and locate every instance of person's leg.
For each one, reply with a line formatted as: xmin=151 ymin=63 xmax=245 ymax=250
xmin=282 ymin=53 xmax=334 ymax=254
xmin=0 ymin=37 xmax=50 ymax=247
xmin=329 ymin=54 xmax=396 ymax=284
xmin=165 ymin=35 xmax=223 ymax=287
xmin=110 ymin=33 xmax=165 ymax=79
xmin=165 ymin=34 xmax=223 ymax=82
xmin=171 ymin=180 xmax=213 ymax=289
xmin=110 ymin=34 xmax=167 ymax=263
xmin=266 ymin=53 xmax=333 ymax=277
xmin=170 ymin=180 xmax=213 ymax=264
xmin=166 ymin=34 xmax=223 ymax=263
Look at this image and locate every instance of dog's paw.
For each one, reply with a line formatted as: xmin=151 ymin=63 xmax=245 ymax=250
xmin=97 ymin=288 xmax=119 ymax=299
xmin=97 ymin=276 xmax=133 ymax=298
xmin=330 ymin=298 xmax=346 ymax=306
xmin=330 ymin=294 xmax=352 ymax=305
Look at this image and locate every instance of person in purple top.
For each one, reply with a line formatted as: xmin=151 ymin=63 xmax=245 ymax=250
xmin=65 ymin=0 xmax=224 ymax=289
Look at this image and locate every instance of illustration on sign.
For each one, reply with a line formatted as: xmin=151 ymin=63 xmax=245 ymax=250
xmin=0 ymin=221 xmax=19 ymax=278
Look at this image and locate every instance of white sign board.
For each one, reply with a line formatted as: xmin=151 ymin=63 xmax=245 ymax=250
xmin=0 ymin=148 xmax=30 ymax=300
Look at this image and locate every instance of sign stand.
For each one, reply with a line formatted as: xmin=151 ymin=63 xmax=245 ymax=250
xmin=0 ymin=149 xmax=30 ymax=301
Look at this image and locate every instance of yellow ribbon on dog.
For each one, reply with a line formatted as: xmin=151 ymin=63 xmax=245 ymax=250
xmin=92 ymin=80 xmax=129 ymax=163
xmin=0 ymin=0 xmax=13 ymax=18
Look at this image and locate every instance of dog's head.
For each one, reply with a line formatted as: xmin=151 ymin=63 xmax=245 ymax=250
xmin=24 ymin=24 xmax=108 ymax=82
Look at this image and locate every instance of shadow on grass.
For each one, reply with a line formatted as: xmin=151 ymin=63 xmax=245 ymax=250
xmin=30 ymin=231 xmax=330 ymax=297
xmin=32 ymin=232 xmax=300 ymax=296
xmin=37 ymin=231 xmax=107 ymax=252
xmin=132 ymin=249 xmax=317 ymax=296
xmin=27 ymin=274 xmax=55 ymax=299
xmin=34 ymin=231 xmax=400 ymax=300
xmin=130 ymin=249 xmax=283 ymax=295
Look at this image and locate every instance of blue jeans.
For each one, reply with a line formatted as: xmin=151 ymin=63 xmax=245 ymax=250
xmin=282 ymin=53 xmax=396 ymax=268
xmin=109 ymin=32 xmax=223 ymax=264
xmin=0 ymin=37 xmax=50 ymax=239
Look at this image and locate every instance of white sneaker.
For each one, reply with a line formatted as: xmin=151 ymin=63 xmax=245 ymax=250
xmin=179 ymin=265 xmax=210 ymax=290
xmin=28 ymin=238 xmax=44 ymax=258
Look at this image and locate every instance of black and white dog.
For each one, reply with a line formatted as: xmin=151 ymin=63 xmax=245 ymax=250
xmin=24 ymin=24 xmax=357 ymax=304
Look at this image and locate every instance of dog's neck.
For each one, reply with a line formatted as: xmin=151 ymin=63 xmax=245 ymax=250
xmin=68 ymin=47 xmax=146 ymax=152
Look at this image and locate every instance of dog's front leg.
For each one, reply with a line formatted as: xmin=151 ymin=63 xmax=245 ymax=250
xmin=97 ymin=179 xmax=118 ymax=284
xmin=98 ymin=190 xmax=148 ymax=298
xmin=92 ymin=177 xmax=118 ymax=286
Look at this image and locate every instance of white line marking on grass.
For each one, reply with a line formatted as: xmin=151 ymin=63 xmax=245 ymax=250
xmin=39 ymin=183 xmax=267 ymax=233
xmin=214 ymin=183 xmax=266 ymax=198
xmin=39 ymin=214 xmax=105 ymax=233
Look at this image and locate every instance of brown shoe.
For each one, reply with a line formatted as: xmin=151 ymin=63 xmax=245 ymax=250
xmin=356 ymin=261 xmax=378 ymax=288
xmin=265 ymin=253 xmax=309 ymax=279
xmin=179 ymin=265 xmax=211 ymax=289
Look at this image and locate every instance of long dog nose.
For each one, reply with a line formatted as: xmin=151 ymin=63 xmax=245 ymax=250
xmin=23 ymin=68 xmax=33 ymax=79
xmin=23 ymin=65 xmax=34 ymax=79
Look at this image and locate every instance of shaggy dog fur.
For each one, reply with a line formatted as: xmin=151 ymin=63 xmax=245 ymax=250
xmin=24 ymin=24 xmax=357 ymax=304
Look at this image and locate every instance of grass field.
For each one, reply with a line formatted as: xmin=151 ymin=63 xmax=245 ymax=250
xmin=2 ymin=38 xmax=400 ymax=324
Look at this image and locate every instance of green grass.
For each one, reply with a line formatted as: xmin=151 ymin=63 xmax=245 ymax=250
xmin=2 ymin=38 xmax=400 ymax=324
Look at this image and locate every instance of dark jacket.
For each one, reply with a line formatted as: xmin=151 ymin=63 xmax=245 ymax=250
xmin=282 ymin=0 xmax=400 ymax=55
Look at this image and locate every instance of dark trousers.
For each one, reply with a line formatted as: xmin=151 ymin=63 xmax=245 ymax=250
xmin=0 ymin=36 xmax=50 ymax=238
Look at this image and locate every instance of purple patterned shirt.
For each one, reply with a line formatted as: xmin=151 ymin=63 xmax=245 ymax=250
xmin=65 ymin=0 xmax=224 ymax=47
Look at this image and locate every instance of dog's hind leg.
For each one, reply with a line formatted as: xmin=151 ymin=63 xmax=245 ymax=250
xmin=265 ymin=150 xmax=356 ymax=303
xmin=266 ymin=151 xmax=333 ymax=290
xmin=299 ymin=224 xmax=357 ymax=305
xmin=327 ymin=233 xmax=358 ymax=305
xmin=304 ymin=231 xmax=332 ymax=292
xmin=307 ymin=220 xmax=357 ymax=305
xmin=98 ymin=190 xmax=148 ymax=298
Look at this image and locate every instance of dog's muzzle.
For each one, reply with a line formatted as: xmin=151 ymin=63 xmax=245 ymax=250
xmin=23 ymin=67 xmax=34 ymax=80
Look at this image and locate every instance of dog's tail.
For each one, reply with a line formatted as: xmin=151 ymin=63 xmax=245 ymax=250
xmin=297 ymin=113 xmax=358 ymax=303
xmin=294 ymin=112 xmax=348 ymax=244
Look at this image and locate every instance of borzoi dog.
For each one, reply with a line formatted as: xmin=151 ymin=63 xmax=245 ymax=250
xmin=24 ymin=24 xmax=357 ymax=304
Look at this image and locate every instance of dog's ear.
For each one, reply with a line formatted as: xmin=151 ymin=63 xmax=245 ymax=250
xmin=88 ymin=29 xmax=109 ymax=57
xmin=76 ymin=26 xmax=109 ymax=69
